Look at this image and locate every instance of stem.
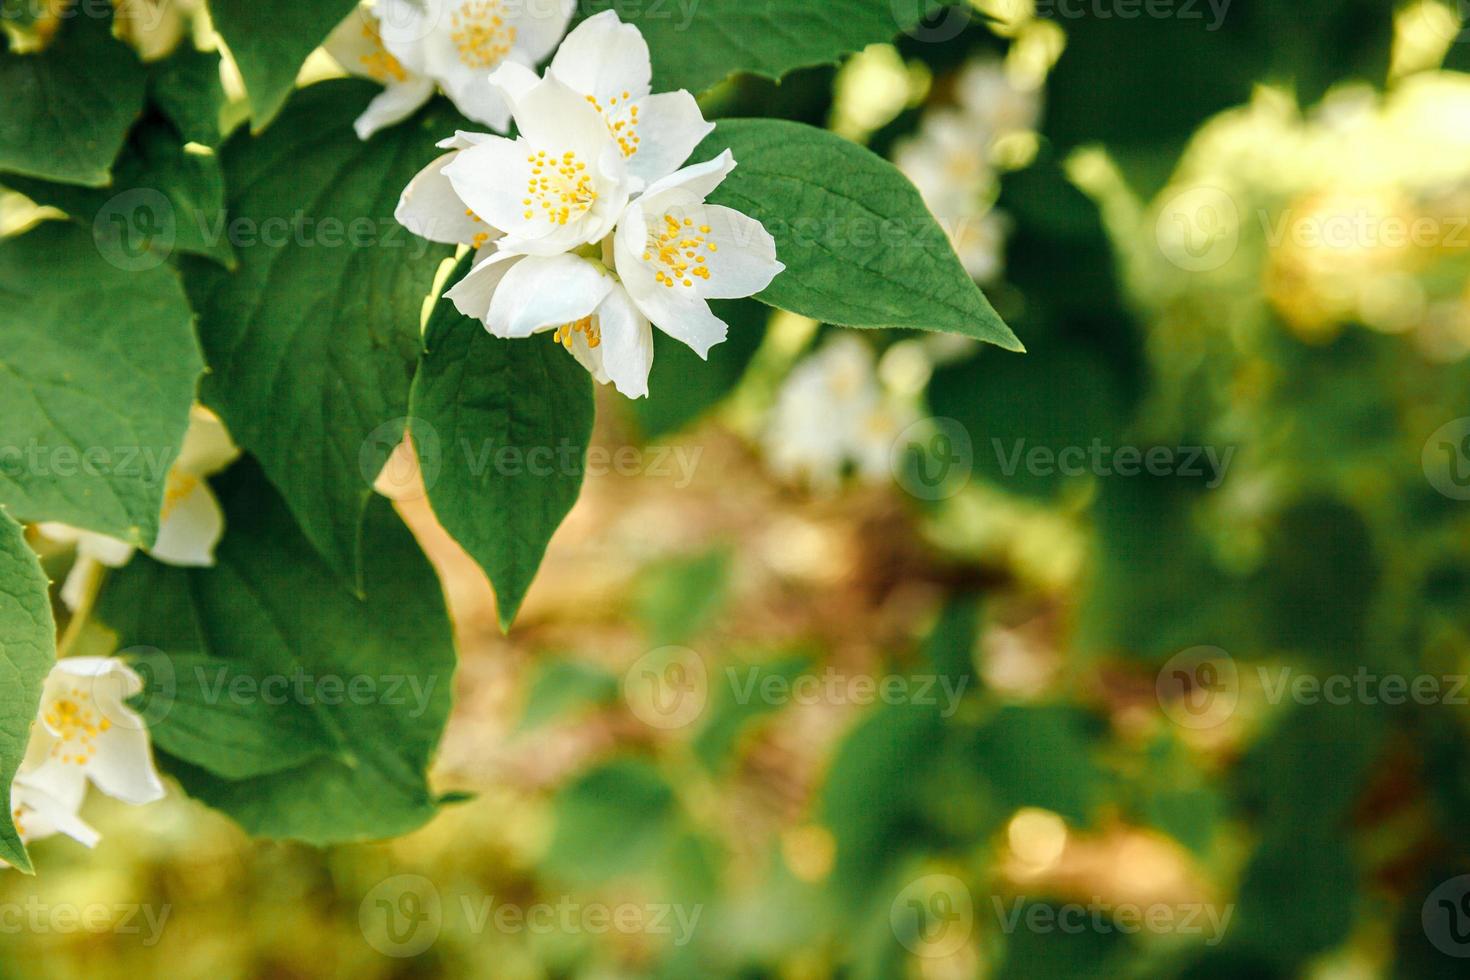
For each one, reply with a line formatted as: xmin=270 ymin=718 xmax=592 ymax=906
xmin=56 ymin=557 xmax=106 ymax=658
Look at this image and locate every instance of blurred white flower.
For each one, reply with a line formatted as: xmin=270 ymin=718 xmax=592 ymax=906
xmin=327 ymin=0 xmax=576 ymax=136
xmin=954 ymin=57 xmax=1043 ymax=140
xmin=324 ymin=3 xmax=437 ymax=139
xmin=3 ymin=657 xmax=165 ymax=870
xmin=20 ymin=658 xmax=166 ymax=808
xmin=39 ymin=407 xmax=240 ymax=608
xmin=764 ymin=335 xmax=919 ymax=490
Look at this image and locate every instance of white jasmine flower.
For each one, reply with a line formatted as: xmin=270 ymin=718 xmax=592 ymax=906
xmin=39 ymin=407 xmax=240 ymax=608
xmin=764 ymin=336 xmax=918 ymax=490
xmin=530 ymin=9 xmax=714 ymax=185
xmin=894 ymin=109 xmax=998 ymax=216
xmin=19 ymin=658 xmax=166 ymax=809
xmin=952 ymin=207 xmax=1011 ymax=284
xmin=379 ymin=0 xmax=575 ymax=132
xmin=443 ymin=73 xmax=637 ymax=256
xmin=612 ymin=151 xmax=783 ymax=361
xmin=325 ymin=3 xmax=437 ymax=140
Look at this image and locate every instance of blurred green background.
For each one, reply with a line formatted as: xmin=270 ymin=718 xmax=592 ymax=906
xmin=8 ymin=0 xmax=1470 ymax=977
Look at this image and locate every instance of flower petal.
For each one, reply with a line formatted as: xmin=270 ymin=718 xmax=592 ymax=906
xmin=354 ymin=77 xmax=436 ymax=140
xmin=595 ymin=285 xmax=655 ymax=399
xmin=505 ymin=0 xmax=577 ymax=63
xmin=638 ymin=150 xmax=736 ymax=212
xmin=397 ymin=151 xmax=493 ymax=246
xmin=624 ymin=91 xmax=714 ymax=184
xmin=487 ymin=254 xmax=616 ymax=337
xmin=682 ymin=204 xmax=784 ymax=299
xmin=175 ymin=406 xmax=240 ymax=477
xmin=148 ymin=479 xmax=224 ymax=567
xmin=548 ymin=9 xmax=651 ymax=102
xmin=486 ymin=59 xmax=541 ymax=109
xmin=444 ymin=250 xmax=522 ymax=322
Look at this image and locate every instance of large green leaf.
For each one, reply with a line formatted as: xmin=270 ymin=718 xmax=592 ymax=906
xmin=408 ymin=256 xmax=596 ymax=630
xmin=542 ymin=759 xmax=680 ymax=883
xmin=693 ymin=120 xmax=1021 ymax=349
xmin=581 ymin=0 xmax=935 ymax=94
xmin=0 ymin=221 xmax=202 ymax=546
xmin=5 ymin=118 xmax=235 ymax=268
xmin=0 ymin=510 xmax=56 ymax=874
xmin=0 ymin=11 xmax=147 ymax=187
xmin=123 ymin=462 xmax=455 ymax=843
xmin=209 ymin=0 xmax=359 ymax=130
xmin=182 ymin=81 xmax=457 ymax=587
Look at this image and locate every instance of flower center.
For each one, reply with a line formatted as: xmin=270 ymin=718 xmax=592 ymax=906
xmin=43 ymin=689 xmax=111 ymax=766
xmin=585 ymin=93 xmax=642 ymax=158
xmin=644 ymin=214 xmax=715 ymax=289
xmin=451 ymin=0 xmax=517 ymax=69
xmin=357 ymin=18 xmax=408 ymax=83
xmin=522 ymin=150 xmax=598 ymax=226
xmin=555 ymin=316 xmax=601 ymax=350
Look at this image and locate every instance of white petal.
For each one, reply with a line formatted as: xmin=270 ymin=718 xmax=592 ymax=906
xmin=486 ymin=255 xmax=615 ymax=337
xmin=324 ymin=6 xmax=389 ymax=78
xmin=10 ymin=779 xmax=98 ymax=848
xmin=376 ymin=0 xmax=435 ymax=74
xmin=560 ymin=327 xmax=609 ymax=384
xmin=354 ymin=77 xmax=436 ymax=140
xmin=638 ymin=150 xmax=735 ymax=212
xmin=396 ymin=151 xmax=492 ymax=246
xmin=684 ymin=204 xmax=784 ymax=299
xmin=440 ymin=63 xmax=513 ymax=132
xmin=59 ymin=556 xmax=99 ymax=612
xmin=505 ymin=0 xmax=577 ymax=63
xmin=175 ymin=406 xmax=240 ymax=477
xmin=627 ymin=287 xmax=729 ymax=359
xmin=595 ymin=286 xmax=655 ymax=399
xmin=86 ymin=723 xmax=165 ymax=805
xmin=624 ymin=91 xmax=714 ymax=184
xmin=436 ymin=130 xmax=495 ymax=151
xmin=486 ymin=60 xmax=541 ymax=110
xmin=443 ymin=136 xmax=536 ymax=234
xmin=548 ymin=9 xmax=651 ymax=102
xmin=444 ymin=250 xmax=522 ymax=322
xmin=148 ymin=479 xmax=223 ymax=567
xmin=511 ymin=76 xmax=620 ymax=161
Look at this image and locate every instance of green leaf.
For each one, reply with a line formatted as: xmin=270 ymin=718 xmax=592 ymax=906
xmin=692 ymin=119 xmax=1021 ymax=349
xmin=148 ymin=45 xmax=229 ymax=147
xmin=209 ymin=0 xmax=358 ymax=130
xmin=0 ymin=10 xmax=145 ymax=187
xmin=966 ymin=704 xmax=1107 ymax=826
xmin=141 ymin=461 xmax=455 ymax=844
xmin=124 ymin=649 xmax=330 ymax=780
xmin=632 ymin=298 xmax=767 ymax=439
xmin=408 ymin=255 xmax=596 ymax=630
xmin=0 ymin=509 xmax=56 ymax=874
xmin=181 ymin=81 xmax=457 ymax=586
xmin=5 ymin=118 xmax=235 ymax=268
xmin=543 ymin=759 xmax=680 ymax=883
xmin=580 ymin=0 xmax=934 ymax=94
xmin=0 ymin=221 xmax=202 ymax=546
